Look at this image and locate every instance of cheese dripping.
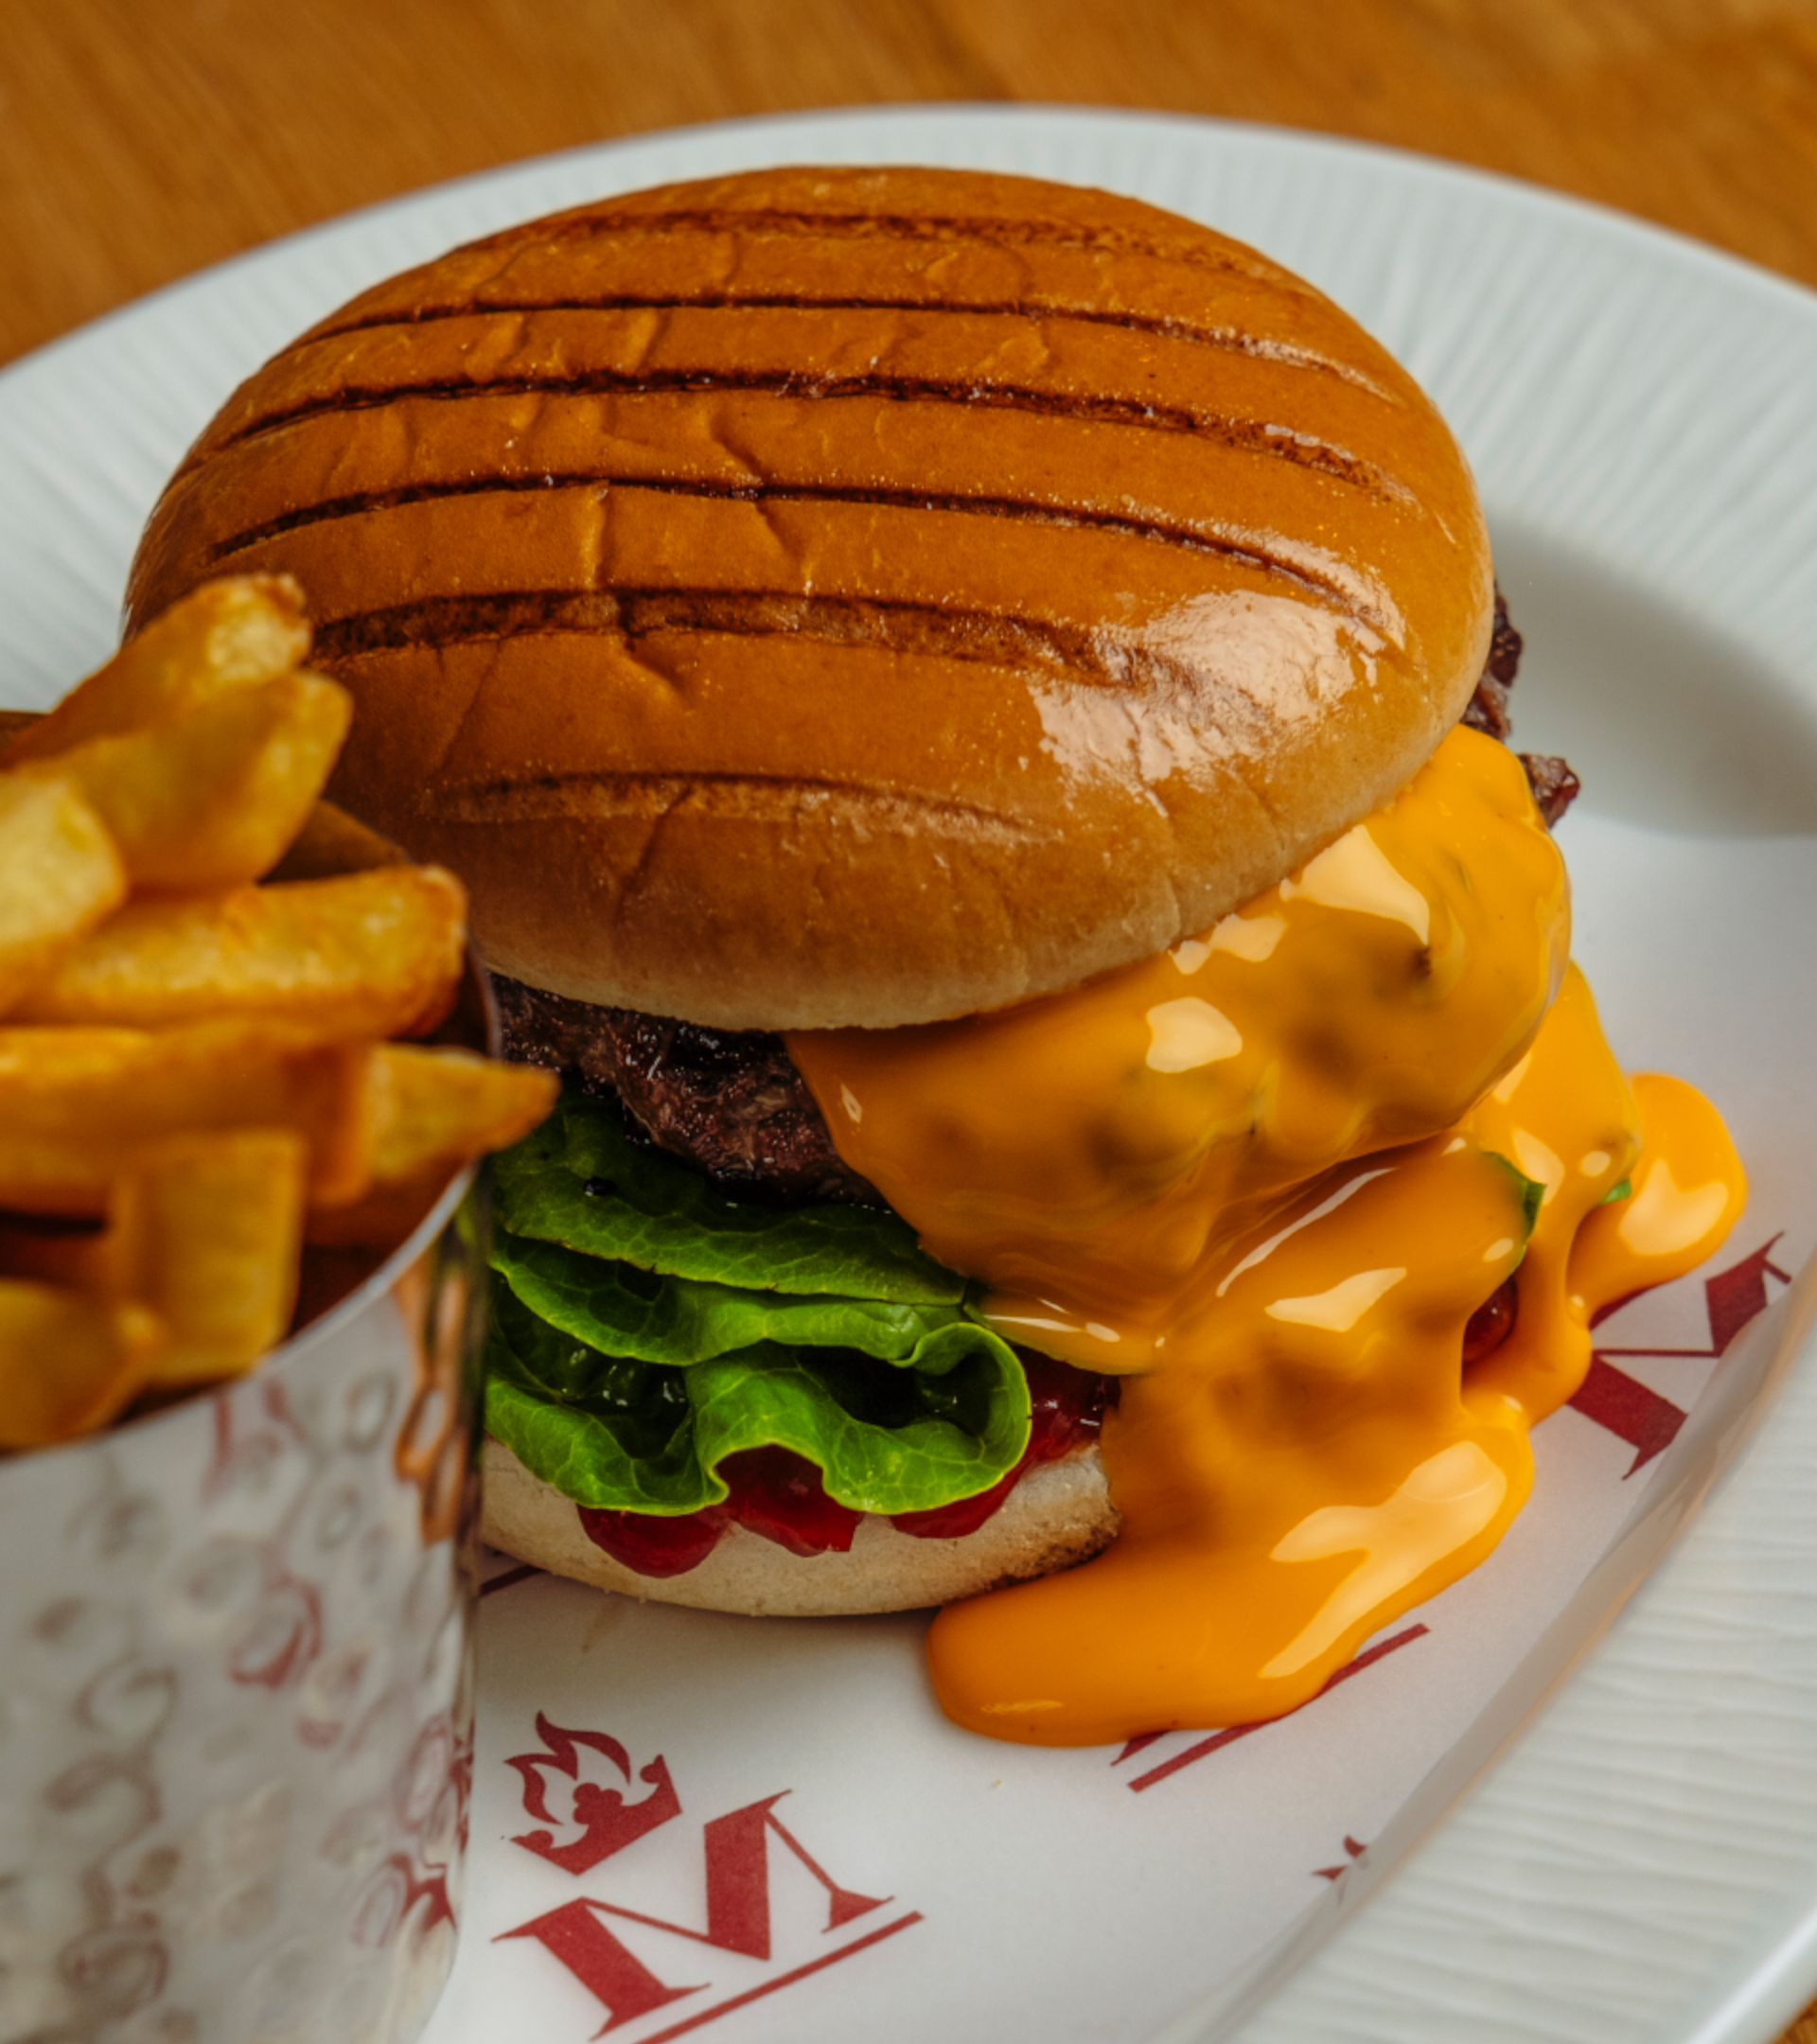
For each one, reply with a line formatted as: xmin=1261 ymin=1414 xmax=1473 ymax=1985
xmin=786 ymin=730 xmax=1744 ymax=1745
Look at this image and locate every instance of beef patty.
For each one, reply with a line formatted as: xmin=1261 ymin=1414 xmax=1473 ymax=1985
xmin=493 ymin=982 xmax=879 ymax=1203
xmin=497 ymin=590 xmax=1575 ymax=1201
xmin=1462 ymin=589 xmax=1579 ymax=825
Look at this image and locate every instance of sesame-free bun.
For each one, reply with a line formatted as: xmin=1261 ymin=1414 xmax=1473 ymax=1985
xmin=128 ymin=166 xmax=1491 ymax=1031
xmin=481 ymin=1436 xmax=1117 ymax=1617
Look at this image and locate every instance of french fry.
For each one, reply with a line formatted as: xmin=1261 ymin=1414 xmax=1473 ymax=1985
xmin=18 ymin=670 xmax=352 ymax=892
xmin=364 ymin=1046 xmax=559 ymax=1186
xmin=0 ymin=1280 xmax=164 ymax=1449
xmin=14 ymin=865 xmax=467 ymax=1039
xmin=0 ymin=575 xmax=309 ymax=768
xmin=0 ymin=1022 xmax=374 ymax=1215
xmin=0 ymin=775 xmax=127 ymax=1013
xmin=0 ymin=1133 xmax=307 ymax=1387
xmin=110 ymin=1131 xmax=308 ymax=1386
xmin=305 ymin=1051 xmax=556 ymax=1246
xmin=0 ymin=578 xmax=566 ymax=1447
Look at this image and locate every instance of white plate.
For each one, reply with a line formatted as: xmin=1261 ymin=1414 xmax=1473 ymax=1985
xmin=5 ymin=106 xmax=1817 ymax=2044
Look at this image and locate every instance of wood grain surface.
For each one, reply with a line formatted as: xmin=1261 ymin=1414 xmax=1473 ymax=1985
xmin=5 ymin=1 xmax=1816 ymax=2035
xmin=4 ymin=0 xmax=1817 ymax=370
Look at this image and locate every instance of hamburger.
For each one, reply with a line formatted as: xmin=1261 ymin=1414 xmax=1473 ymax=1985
xmin=125 ymin=165 xmax=1745 ymax=1747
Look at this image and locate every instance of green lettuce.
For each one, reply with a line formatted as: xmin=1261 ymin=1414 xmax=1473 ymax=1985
xmin=492 ymin=1089 xmax=959 ymax=1300
xmin=484 ymin=1087 xmax=1031 ymax=1515
xmin=494 ymin=1228 xmax=980 ymax=1369
xmin=485 ymin=1272 xmax=1030 ymax=1515
xmin=1487 ymin=1154 xmax=1547 ymax=1238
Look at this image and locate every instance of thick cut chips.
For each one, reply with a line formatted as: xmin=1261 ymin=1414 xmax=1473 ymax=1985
xmin=0 ymin=574 xmax=309 ymax=767
xmin=0 ymin=1022 xmax=371 ymax=1214
xmin=18 ymin=670 xmax=352 ymax=892
xmin=0 ymin=1024 xmax=556 ymax=1225
xmin=367 ymin=1046 xmax=560 ymax=1184
xmin=15 ymin=865 xmax=467 ymax=1038
xmin=0 ymin=573 xmax=563 ymax=1444
xmin=0 ymin=776 xmax=126 ymax=1013
xmin=112 ymin=1131 xmax=309 ymax=1385
xmin=0 ymin=1134 xmax=307 ymax=1386
xmin=309 ymin=1048 xmax=558 ymax=1244
xmin=0 ymin=1280 xmax=164 ymax=1449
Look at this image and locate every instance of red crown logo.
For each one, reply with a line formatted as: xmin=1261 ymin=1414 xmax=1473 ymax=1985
xmin=506 ymin=1713 xmax=682 ymax=1875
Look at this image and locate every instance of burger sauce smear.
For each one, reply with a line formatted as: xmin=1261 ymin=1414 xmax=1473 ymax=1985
xmin=786 ymin=730 xmax=1745 ymax=1746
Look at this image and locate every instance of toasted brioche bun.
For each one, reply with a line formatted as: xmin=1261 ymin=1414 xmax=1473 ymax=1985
xmin=482 ymin=1436 xmax=1117 ymax=1616
xmin=127 ymin=165 xmax=1491 ymax=1031
xmin=128 ymin=167 xmax=1491 ymax=1618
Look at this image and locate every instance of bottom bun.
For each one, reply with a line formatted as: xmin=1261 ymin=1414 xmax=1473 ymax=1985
xmin=482 ymin=1437 xmax=1118 ymax=1616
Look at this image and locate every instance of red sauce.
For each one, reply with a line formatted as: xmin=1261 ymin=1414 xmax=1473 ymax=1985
xmin=1461 ymin=1278 xmax=1517 ymax=1367
xmin=891 ymin=1352 xmax=1116 ymax=1538
xmin=720 ymin=1446 xmax=866 ymax=1557
xmin=576 ymin=1500 xmax=726 ymax=1578
xmin=575 ymin=1352 xmax=1117 ymax=1575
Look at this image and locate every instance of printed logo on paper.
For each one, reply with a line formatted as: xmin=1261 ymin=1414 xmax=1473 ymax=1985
xmin=496 ymin=1714 xmax=921 ymax=2038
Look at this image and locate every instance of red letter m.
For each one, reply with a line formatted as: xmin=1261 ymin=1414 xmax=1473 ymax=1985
xmin=499 ymin=1792 xmax=891 ymax=2034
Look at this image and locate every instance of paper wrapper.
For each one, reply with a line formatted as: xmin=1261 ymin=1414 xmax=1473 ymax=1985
xmin=412 ymin=814 xmax=1817 ymax=2044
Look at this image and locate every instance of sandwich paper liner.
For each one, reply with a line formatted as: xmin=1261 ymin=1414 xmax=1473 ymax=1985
xmin=417 ymin=811 xmax=1817 ymax=2044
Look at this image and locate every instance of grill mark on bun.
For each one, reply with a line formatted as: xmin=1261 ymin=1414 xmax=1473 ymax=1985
xmin=432 ymin=766 xmax=1055 ymax=842
xmin=614 ymin=590 xmax=1082 ymax=673
xmin=203 ymin=472 xmax=1382 ymax=616
xmin=126 ymin=167 xmax=1494 ymax=1038
xmin=313 ymin=590 xmax=622 ymax=657
xmin=211 ymin=371 xmax=1408 ymax=503
xmin=310 ymin=589 xmax=1075 ymax=671
xmin=307 ymin=293 xmax=1393 ymax=398
xmin=310 ymin=588 xmax=1280 ymax=702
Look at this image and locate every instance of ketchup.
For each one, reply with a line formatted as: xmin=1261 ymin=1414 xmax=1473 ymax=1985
xmin=891 ymin=1352 xmax=1116 ymax=1539
xmin=575 ymin=1352 xmax=1117 ymax=1575
xmin=578 ymin=1446 xmax=864 ymax=1574
xmin=718 ymin=1447 xmax=866 ymax=1557
xmin=1461 ymin=1277 xmax=1518 ymax=1367
xmin=577 ymin=1502 xmax=727 ymax=1578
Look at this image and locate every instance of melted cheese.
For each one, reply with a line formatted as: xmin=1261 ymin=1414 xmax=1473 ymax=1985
xmin=785 ymin=729 xmax=1746 ymax=1747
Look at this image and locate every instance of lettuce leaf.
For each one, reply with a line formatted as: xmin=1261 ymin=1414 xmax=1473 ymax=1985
xmin=1485 ymin=1152 xmax=1547 ymax=1236
xmin=493 ymin=1228 xmax=978 ymax=1368
xmin=484 ymin=1084 xmax=1033 ymax=1514
xmin=484 ymin=1280 xmax=1032 ymax=1515
xmin=492 ymin=1090 xmax=958 ymax=1302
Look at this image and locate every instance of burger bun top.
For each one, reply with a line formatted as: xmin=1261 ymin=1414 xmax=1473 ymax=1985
xmin=128 ymin=165 xmax=1492 ymax=1030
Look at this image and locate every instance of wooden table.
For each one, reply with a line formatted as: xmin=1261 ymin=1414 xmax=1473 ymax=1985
xmin=5 ymin=2 xmax=1813 ymax=2036
xmin=5 ymin=0 xmax=1816 ymax=369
